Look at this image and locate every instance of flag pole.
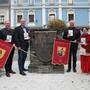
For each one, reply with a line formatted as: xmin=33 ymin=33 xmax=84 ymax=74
xmin=13 ymin=45 xmax=27 ymax=54
xmin=18 ymin=48 xmax=27 ymax=53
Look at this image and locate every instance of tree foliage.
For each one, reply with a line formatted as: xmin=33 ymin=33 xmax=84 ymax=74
xmin=48 ymin=19 xmax=66 ymax=31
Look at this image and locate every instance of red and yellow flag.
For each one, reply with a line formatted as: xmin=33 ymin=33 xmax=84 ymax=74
xmin=52 ymin=39 xmax=70 ymax=65
xmin=0 ymin=39 xmax=13 ymax=69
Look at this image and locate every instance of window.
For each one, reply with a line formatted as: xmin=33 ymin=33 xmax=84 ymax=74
xmin=49 ymin=14 xmax=55 ymax=20
xmin=49 ymin=9 xmax=55 ymax=20
xmin=17 ymin=15 xmax=22 ymax=23
xmin=0 ymin=15 xmax=4 ymax=24
xmin=68 ymin=14 xmax=74 ymax=21
xmin=68 ymin=0 xmax=73 ymax=5
xmin=29 ymin=15 xmax=34 ymax=22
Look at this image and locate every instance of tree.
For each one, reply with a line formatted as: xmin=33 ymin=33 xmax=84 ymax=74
xmin=48 ymin=19 xmax=66 ymax=38
xmin=48 ymin=19 xmax=66 ymax=30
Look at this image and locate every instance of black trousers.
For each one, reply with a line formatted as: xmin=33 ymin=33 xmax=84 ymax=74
xmin=68 ymin=43 xmax=78 ymax=70
xmin=18 ymin=50 xmax=27 ymax=73
xmin=5 ymin=48 xmax=15 ymax=72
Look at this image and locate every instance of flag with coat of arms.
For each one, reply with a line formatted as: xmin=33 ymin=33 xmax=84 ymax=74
xmin=0 ymin=39 xmax=13 ymax=69
xmin=52 ymin=38 xmax=70 ymax=65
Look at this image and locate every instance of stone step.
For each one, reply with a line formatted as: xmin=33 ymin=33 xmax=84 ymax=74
xmin=28 ymin=64 xmax=64 ymax=74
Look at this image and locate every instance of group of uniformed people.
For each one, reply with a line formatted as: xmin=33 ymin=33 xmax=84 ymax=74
xmin=63 ymin=21 xmax=90 ymax=73
xmin=0 ymin=19 xmax=89 ymax=77
xmin=0 ymin=19 xmax=30 ymax=77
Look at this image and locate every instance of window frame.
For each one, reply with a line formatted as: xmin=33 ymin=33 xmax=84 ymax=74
xmin=48 ymin=9 xmax=56 ymax=20
xmin=68 ymin=14 xmax=74 ymax=21
xmin=49 ymin=14 xmax=55 ymax=20
xmin=67 ymin=9 xmax=75 ymax=22
xmin=0 ymin=15 xmax=4 ymax=24
xmin=29 ymin=14 xmax=34 ymax=23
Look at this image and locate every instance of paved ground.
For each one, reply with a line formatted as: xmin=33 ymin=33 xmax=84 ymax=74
xmin=0 ymin=48 xmax=90 ymax=90
xmin=0 ymin=60 xmax=90 ymax=90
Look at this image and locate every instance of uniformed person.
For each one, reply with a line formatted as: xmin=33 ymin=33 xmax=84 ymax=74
xmin=81 ymin=27 xmax=90 ymax=54
xmin=0 ymin=30 xmax=5 ymax=39
xmin=63 ymin=20 xmax=81 ymax=72
xmin=1 ymin=21 xmax=16 ymax=77
xmin=14 ymin=19 xmax=30 ymax=76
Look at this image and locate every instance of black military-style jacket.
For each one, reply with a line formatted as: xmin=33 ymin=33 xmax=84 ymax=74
xmin=63 ymin=27 xmax=81 ymax=47
xmin=63 ymin=27 xmax=81 ymax=41
xmin=0 ymin=28 xmax=15 ymax=44
xmin=14 ymin=26 xmax=29 ymax=51
xmin=0 ymin=30 xmax=5 ymax=40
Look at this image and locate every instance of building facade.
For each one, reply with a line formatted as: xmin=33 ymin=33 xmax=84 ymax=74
xmin=10 ymin=0 xmax=90 ymax=27
xmin=0 ymin=0 xmax=10 ymax=28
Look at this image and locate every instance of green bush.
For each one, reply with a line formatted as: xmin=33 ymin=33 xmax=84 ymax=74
xmin=48 ymin=19 xmax=66 ymax=31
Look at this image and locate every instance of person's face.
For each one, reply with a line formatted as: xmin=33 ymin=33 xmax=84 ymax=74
xmin=69 ymin=20 xmax=75 ymax=27
xmin=5 ymin=21 xmax=10 ymax=29
xmin=70 ymin=22 xmax=74 ymax=27
xmin=88 ymin=28 xmax=90 ymax=34
xmin=20 ymin=20 xmax=26 ymax=26
xmin=83 ymin=28 xmax=88 ymax=34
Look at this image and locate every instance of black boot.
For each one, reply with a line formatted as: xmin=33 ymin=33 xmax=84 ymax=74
xmin=6 ymin=72 xmax=10 ymax=77
xmin=67 ymin=69 xmax=71 ymax=72
xmin=23 ymin=68 xmax=28 ymax=71
xmin=9 ymin=70 xmax=16 ymax=74
xmin=20 ymin=72 xmax=26 ymax=76
xmin=73 ymin=69 xmax=77 ymax=72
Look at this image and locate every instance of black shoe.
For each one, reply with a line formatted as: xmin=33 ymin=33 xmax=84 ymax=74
xmin=67 ymin=69 xmax=71 ymax=72
xmin=20 ymin=72 xmax=26 ymax=76
xmin=23 ymin=68 xmax=28 ymax=71
xmin=73 ymin=69 xmax=77 ymax=72
xmin=6 ymin=72 xmax=10 ymax=77
xmin=9 ymin=70 xmax=16 ymax=74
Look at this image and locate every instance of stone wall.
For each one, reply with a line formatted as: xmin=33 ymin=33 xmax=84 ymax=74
xmin=28 ymin=30 xmax=64 ymax=73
